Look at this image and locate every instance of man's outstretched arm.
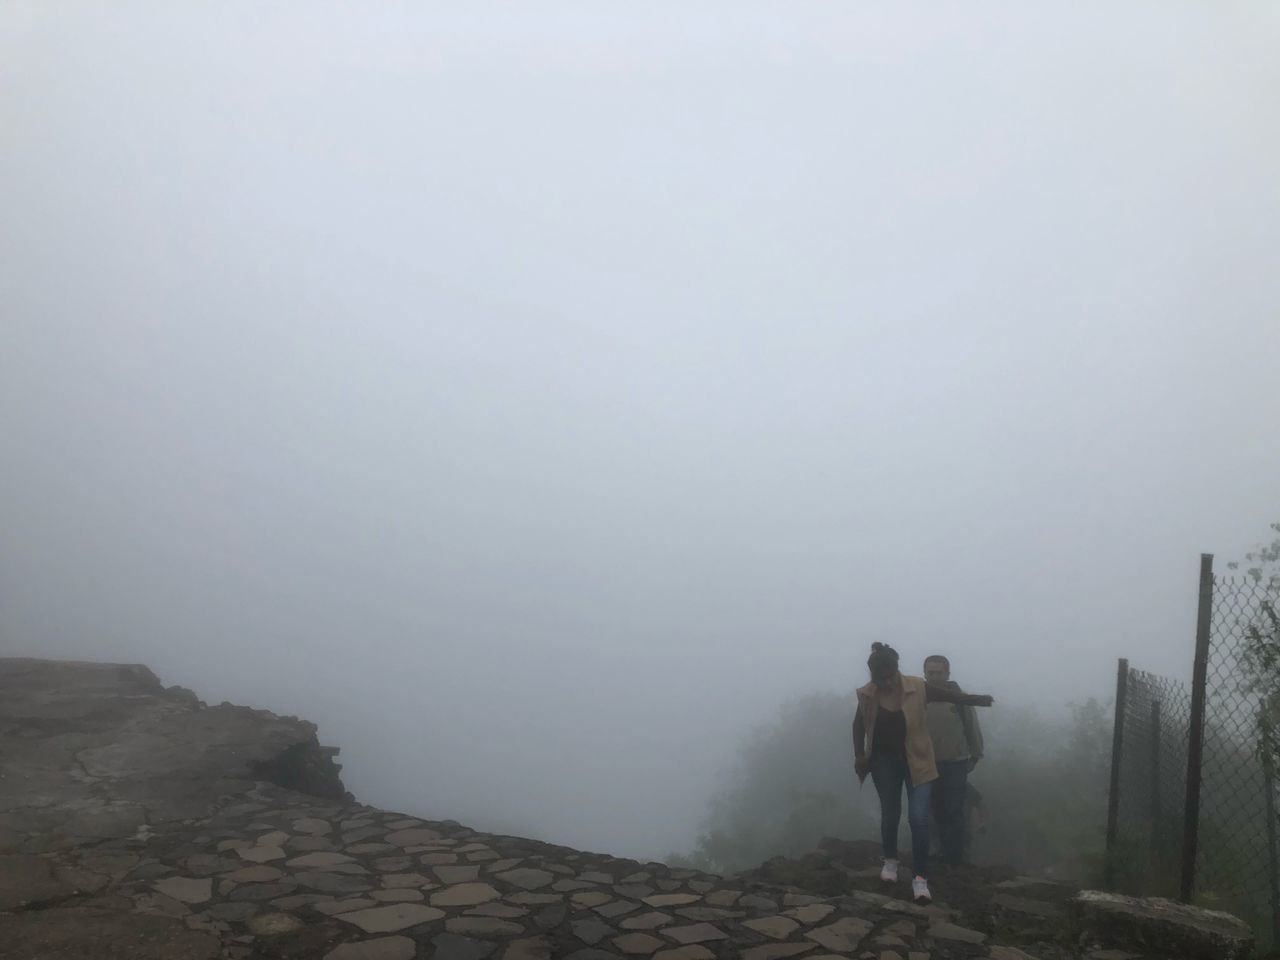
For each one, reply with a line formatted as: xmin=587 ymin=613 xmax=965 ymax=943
xmin=926 ymin=685 xmax=994 ymax=708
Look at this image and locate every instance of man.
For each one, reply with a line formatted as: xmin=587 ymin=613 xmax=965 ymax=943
xmin=923 ymin=654 xmax=984 ymax=866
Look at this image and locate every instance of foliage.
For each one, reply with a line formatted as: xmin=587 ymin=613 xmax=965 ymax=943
xmin=1231 ymin=522 xmax=1280 ymax=774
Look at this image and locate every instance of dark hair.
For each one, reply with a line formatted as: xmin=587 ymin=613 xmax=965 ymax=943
xmin=868 ymin=642 xmax=900 ymax=673
xmin=924 ymin=655 xmax=950 ymax=670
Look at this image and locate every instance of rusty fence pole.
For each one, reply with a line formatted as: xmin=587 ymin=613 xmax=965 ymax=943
xmin=1106 ymin=657 xmax=1130 ymax=888
xmin=1151 ymin=697 xmax=1163 ymax=875
xmin=1263 ymin=745 xmax=1280 ymax=947
xmin=1181 ymin=553 xmax=1214 ymax=903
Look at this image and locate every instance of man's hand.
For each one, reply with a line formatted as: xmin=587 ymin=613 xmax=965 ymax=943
xmin=967 ymin=694 xmax=994 ymax=707
xmin=968 ymin=758 xmax=980 ymax=773
xmin=855 ymin=756 xmax=870 ymax=783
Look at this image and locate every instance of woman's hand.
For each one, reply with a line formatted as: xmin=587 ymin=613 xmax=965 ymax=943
xmin=855 ymin=756 xmax=870 ymax=783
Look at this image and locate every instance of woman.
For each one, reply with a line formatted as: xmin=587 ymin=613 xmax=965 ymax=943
xmin=852 ymin=642 xmax=993 ymax=904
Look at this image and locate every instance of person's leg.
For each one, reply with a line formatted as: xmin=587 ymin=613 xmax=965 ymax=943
xmin=938 ymin=761 xmax=969 ymax=864
xmin=905 ymin=775 xmax=934 ymax=880
xmin=870 ymin=754 xmax=905 ymax=862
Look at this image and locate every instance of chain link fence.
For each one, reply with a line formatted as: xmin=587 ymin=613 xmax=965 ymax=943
xmin=1105 ymin=556 xmax=1280 ymax=944
xmin=1105 ymin=663 xmax=1190 ymax=898
xmin=1195 ymin=573 xmax=1280 ymax=938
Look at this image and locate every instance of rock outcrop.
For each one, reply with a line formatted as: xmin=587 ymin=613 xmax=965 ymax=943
xmin=0 ymin=659 xmax=1256 ymax=959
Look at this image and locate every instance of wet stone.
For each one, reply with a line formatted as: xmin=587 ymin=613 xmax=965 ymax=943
xmin=614 ymin=884 xmax=654 ymax=899
xmin=314 ymin=898 xmax=379 ymax=915
xmin=653 ymin=949 xmax=715 ymax=960
xmin=496 ymin=867 xmax=555 ymax=890
xmin=504 ymin=938 xmax=554 ymax=960
xmin=154 ymin=876 xmax=213 ymax=904
xmin=612 ymin=932 xmax=665 ymax=955
xmin=553 ymin=880 xmax=598 ymax=892
xmin=209 ymin=901 xmax=260 ymax=921
xmin=376 ymin=857 xmax=415 ymax=872
xmin=432 ymin=882 xmax=502 ymax=907
xmin=643 ymin=894 xmax=700 ymax=908
xmin=573 ymin=891 xmax=613 ymax=908
xmin=675 ymin=907 xmax=742 ymax=922
xmin=272 ymin=893 xmax=333 ymax=909
xmin=806 ymin=917 xmax=874 ymax=952
xmin=229 ymin=881 xmax=300 ymax=902
xmin=468 ymin=903 xmax=528 ymax=918
xmin=927 ymin=922 xmax=986 ymax=945
xmin=287 ymin=836 xmax=336 ymax=852
xmin=295 ymin=871 xmax=374 ymax=894
xmin=431 ymin=932 xmax=497 ymax=960
xmin=185 ymin=854 xmax=241 ymax=876
xmin=741 ymin=946 xmax=818 ymax=960
xmin=509 ymin=892 xmax=562 ymax=905
xmin=620 ymin=911 xmax=673 ymax=930
xmin=293 ymin=818 xmax=333 ymax=835
xmin=222 ymin=865 xmax=284 ymax=883
xmin=288 ymin=852 xmax=359 ymax=869
xmin=340 ymin=902 xmax=446 ymax=933
xmin=596 ymin=899 xmax=641 ymax=919
xmin=382 ymin=872 xmax=434 ymax=888
xmin=421 ymin=853 xmax=459 ymax=865
xmin=386 ymin=828 xmax=442 ymax=846
xmin=745 ymin=916 xmax=801 ymax=939
xmin=704 ymin=890 xmax=740 ymax=907
xmin=323 ymin=936 xmax=417 ymax=960
xmin=436 ymin=864 xmax=483 ymax=884
xmin=784 ymin=903 xmax=834 ymax=925
xmin=739 ymin=895 xmax=779 ymax=911
xmin=446 ymin=917 xmax=526 ymax=938
xmin=247 ymin=912 xmax=306 ymax=936
xmin=572 ymin=915 xmax=616 ymax=945
xmin=348 ymin=843 xmax=395 ymax=855
xmin=240 ymin=845 xmax=287 ymax=864
xmin=664 ymin=924 xmax=728 ymax=944
xmin=372 ymin=888 xmax=425 ymax=902
xmin=534 ymin=902 xmax=568 ymax=930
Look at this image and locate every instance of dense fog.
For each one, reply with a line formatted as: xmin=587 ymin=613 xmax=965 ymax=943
xmin=3 ymin=3 xmax=1278 ymax=863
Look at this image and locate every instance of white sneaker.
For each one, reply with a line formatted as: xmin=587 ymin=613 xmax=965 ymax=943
xmin=912 ymin=875 xmax=932 ymax=904
xmin=879 ymin=859 xmax=898 ymax=883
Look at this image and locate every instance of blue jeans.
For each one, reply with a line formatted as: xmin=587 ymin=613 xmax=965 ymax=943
xmin=936 ymin=760 xmax=969 ymax=865
xmin=870 ymin=751 xmax=933 ymax=878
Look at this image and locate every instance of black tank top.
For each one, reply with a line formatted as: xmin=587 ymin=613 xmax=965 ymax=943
xmin=871 ymin=707 xmax=907 ymax=759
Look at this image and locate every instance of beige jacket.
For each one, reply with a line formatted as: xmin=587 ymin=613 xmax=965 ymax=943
xmin=854 ymin=675 xmax=939 ymax=786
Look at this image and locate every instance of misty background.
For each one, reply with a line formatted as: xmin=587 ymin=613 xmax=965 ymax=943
xmin=2 ymin=3 xmax=1278 ymax=864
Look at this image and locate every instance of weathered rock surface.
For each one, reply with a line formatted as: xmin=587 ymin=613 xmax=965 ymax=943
xmin=0 ymin=658 xmax=1255 ymax=960
xmin=1068 ymin=890 xmax=1254 ymax=960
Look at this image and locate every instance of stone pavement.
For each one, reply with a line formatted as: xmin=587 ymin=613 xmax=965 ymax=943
xmin=0 ymin=660 xmax=1246 ymax=959
xmin=2 ymin=782 xmax=1029 ymax=960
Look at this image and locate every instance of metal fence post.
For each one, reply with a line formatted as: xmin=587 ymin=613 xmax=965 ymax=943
xmin=1263 ymin=746 xmax=1280 ymax=946
xmin=1151 ymin=697 xmax=1163 ymax=873
xmin=1181 ymin=553 xmax=1214 ymax=903
xmin=1106 ymin=657 xmax=1130 ymax=888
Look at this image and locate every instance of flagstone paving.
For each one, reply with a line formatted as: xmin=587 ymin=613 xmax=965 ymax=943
xmin=0 ymin=659 xmax=1211 ymax=959
xmin=7 ymin=779 xmax=1062 ymax=959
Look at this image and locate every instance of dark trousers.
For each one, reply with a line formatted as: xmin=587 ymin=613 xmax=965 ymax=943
xmin=936 ymin=759 xmax=969 ymax=865
xmin=870 ymin=751 xmax=933 ymax=878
